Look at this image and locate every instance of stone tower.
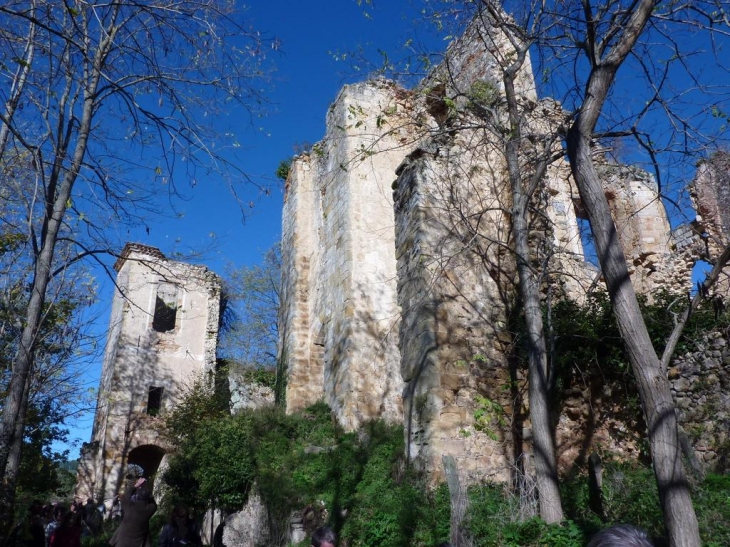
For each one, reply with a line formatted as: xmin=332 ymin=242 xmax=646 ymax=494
xmin=280 ymin=9 xmax=711 ymax=484
xmin=76 ymin=243 xmax=220 ymax=504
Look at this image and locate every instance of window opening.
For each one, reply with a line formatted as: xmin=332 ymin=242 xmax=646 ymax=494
xmin=576 ymin=216 xmax=598 ymax=267
xmin=691 ymin=260 xmax=712 ymax=296
xmin=147 ymin=386 xmax=164 ymax=416
xmin=153 ymin=283 xmax=178 ymax=332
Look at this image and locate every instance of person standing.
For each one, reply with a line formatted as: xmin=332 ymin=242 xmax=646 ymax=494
xmin=158 ymin=505 xmax=202 ymax=547
xmin=109 ymin=478 xmax=157 ymax=547
xmin=49 ymin=509 xmax=82 ymax=547
xmin=110 ymin=496 xmax=123 ymax=522
xmin=9 ymin=500 xmax=45 ymax=547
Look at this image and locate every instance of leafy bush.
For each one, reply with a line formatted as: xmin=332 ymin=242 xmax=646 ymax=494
xmin=275 ymin=159 xmax=291 ymax=181
xmin=164 ymin=380 xmax=729 ymax=547
xmin=339 ymin=424 xmax=449 ymax=547
xmin=465 ymin=463 xmax=729 ymax=547
xmin=164 ymin=398 xmax=451 ymax=546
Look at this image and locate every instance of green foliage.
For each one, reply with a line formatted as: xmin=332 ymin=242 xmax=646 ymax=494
xmin=465 ymin=483 xmax=512 ymax=546
xmin=275 ymin=159 xmax=291 ymax=181
xmin=165 ymin=372 xmax=730 ymax=547
xmin=646 ymin=290 xmax=730 ymax=356
xmin=163 ymin=375 xmax=230 ymax=445
xmin=164 ymin=399 xmax=449 ymax=546
xmin=466 ymin=464 xmax=729 ymax=546
xmin=561 ymin=462 xmax=730 ymax=545
xmin=693 ymin=473 xmax=730 ymax=546
xmin=80 ymin=521 xmax=116 ymax=547
xmin=1 ymin=283 xmax=94 ymax=505
xmin=468 ymin=80 xmax=501 ymax=113
xmin=466 ymin=483 xmax=586 ymax=547
xmin=15 ymin=401 xmax=73 ymax=501
xmin=339 ymin=423 xmax=449 ymax=547
xmin=473 ymin=395 xmax=506 ymax=441
xmin=560 ymin=461 xmax=664 ymax=536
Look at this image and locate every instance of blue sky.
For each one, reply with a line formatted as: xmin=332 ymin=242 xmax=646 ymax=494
xmin=61 ymin=1 xmax=729 ymax=457
xmin=62 ymin=0 xmax=444 ymax=457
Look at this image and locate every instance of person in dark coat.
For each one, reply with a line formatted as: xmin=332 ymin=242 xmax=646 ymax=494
xmin=158 ymin=505 xmax=202 ymax=547
xmin=49 ymin=509 xmax=82 ymax=547
xmin=109 ymin=478 xmax=157 ymax=547
xmin=9 ymin=500 xmax=45 ymax=547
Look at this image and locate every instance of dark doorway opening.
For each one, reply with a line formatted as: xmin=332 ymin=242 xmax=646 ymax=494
xmin=127 ymin=444 xmax=165 ymax=480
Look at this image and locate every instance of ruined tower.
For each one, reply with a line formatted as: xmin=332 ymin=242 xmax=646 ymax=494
xmin=76 ymin=243 xmax=220 ymax=504
xmin=279 ymin=8 xmax=717 ymax=483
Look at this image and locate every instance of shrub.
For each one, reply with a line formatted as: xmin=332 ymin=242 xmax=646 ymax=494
xmin=694 ymin=473 xmax=730 ymax=546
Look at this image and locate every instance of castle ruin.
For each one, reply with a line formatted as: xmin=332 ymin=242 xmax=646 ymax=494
xmin=280 ymin=12 xmax=730 ymax=482
xmin=76 ymin=243 xmax=221 ymax=504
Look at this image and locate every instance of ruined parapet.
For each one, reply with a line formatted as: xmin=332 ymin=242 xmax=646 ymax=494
xmin=599 ymin=164 xmax=673 ymax=292
xmin=394 ymin=129 xmax=516 ymax=483
xmin=280 ymin=80 xmax=416 ymax=429
xmin=76 ymin=243 xmax=221 ymax=505
xmin=421 ymin=8 xmax=537 ymax=105
xmin=592 ymin=162 xmax=694 ymax=295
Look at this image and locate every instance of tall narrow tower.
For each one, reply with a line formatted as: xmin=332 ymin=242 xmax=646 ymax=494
xmin=76 ymin=243 xmax=220 ymax=504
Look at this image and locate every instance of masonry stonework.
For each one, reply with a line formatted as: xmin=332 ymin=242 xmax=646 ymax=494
xmin=76 ymin=243 xmax=220 ymax=505
xmin=280 ymin=80 xmax=413 ymax=429
xmin=280 ymin=12 xmax=730 ymax=484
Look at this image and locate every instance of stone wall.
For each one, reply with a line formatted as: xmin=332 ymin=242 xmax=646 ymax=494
xmin=279 ymin=8 xmax=730 ymax=485
xmin=597 ymin=162 xmax=694 ymax=296
xmin=280 ymin=80 xmax=415 ymax=430
xmin=76 ymin=243 xmax=221 ymax=505
xmin=670 ymin=330 xmax=730 ymax=471
xmin=394 ymin=131 xmax=516 ymax=482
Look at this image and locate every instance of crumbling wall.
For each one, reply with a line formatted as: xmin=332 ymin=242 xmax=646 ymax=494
xmin=690 ymin=151 xmax=730 ymax=298
xmin=394 ymin=130 xmax=516 ymax=482
xmin=280 ymin=9 xmax=726 ymax=485
xmin=76 ymin=243 xmax=221 ymax=505
xmin=597 ymin=162 xmax=693 ymax=295
xmin=670 ymin=330 xmax=730 ymax=471
xmin=280 ymin=80 xmax=415 ymax=430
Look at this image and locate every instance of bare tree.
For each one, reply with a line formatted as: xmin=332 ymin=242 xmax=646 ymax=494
xmin=557 ymin=1 xmax=727 ymax=544
xmin=461 ymin=4 xmax=567 ymax=522
xmin=0 ymin=0 xmax=273 ymax=529
xmin=417 ymin=1 xmax=729 ymax=540
xmin=220 ymin=242 xmax=282 ymax=370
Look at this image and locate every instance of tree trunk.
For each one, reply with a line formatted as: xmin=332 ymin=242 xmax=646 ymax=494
xmin=503 ymin=67 xmax=563 ymax=523
xmin=562 ymin=0 xmax=701 ymax=542
xmin=0 ymin=377 xmax=30 ymax=536
xmin=567 ymin=113 xmax=700 ymax=547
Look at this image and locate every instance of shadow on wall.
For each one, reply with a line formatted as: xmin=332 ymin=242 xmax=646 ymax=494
xmin=394 ymin=134 xmax=525 ymax=485
xmin=78 ymin=325 xmax=203 ymax=503
xmin=325 ymin=275 xmax=403 ymax=430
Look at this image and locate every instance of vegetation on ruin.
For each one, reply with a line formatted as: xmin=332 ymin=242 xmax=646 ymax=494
xmin=162 ymin=391 xmax=451 ymax=546
xmin=509 ymin=289 xmax=730 ymax=457
xmin=160 ymin=374 xmax=730 ymax=546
